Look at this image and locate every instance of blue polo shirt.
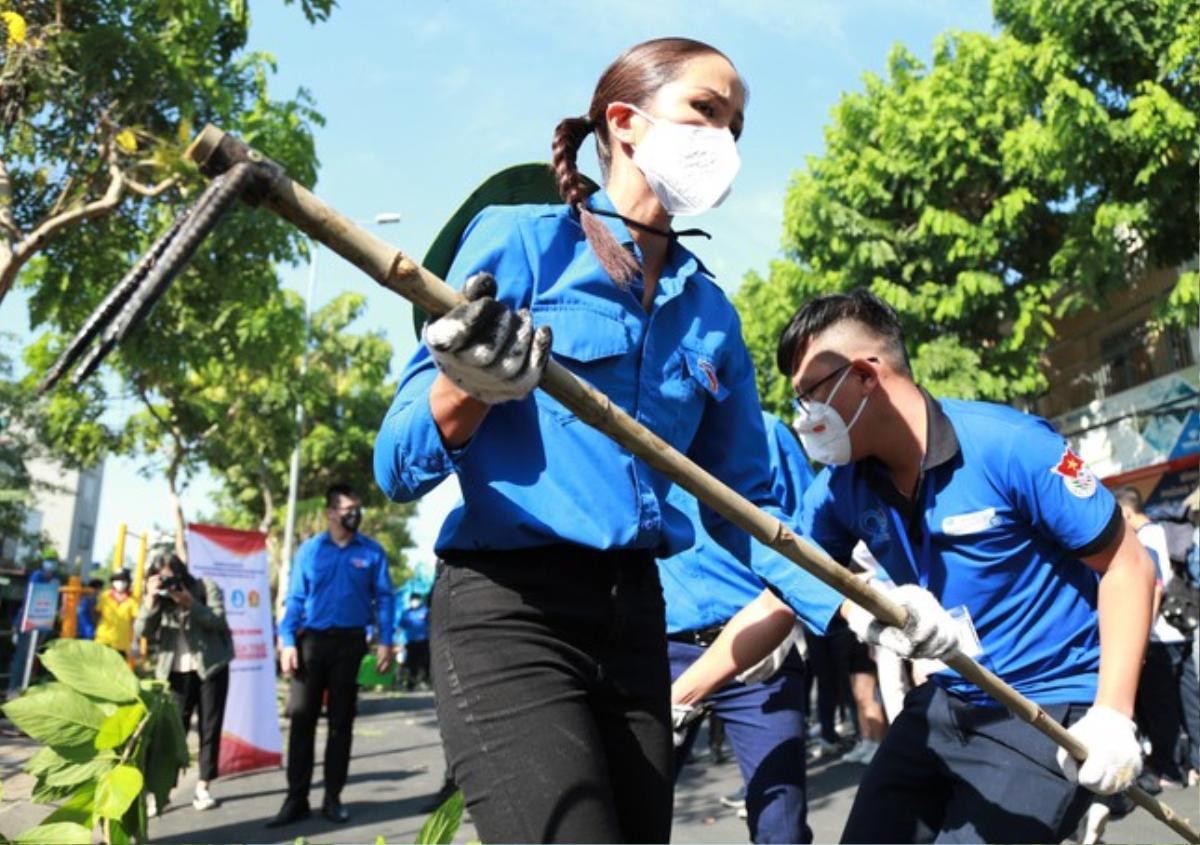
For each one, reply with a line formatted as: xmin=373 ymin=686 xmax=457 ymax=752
xmin=659 ymin=412 xmax=843 ymax=635
xmin=280 ymin=531 xmax=395 ymax=647
xmin=800 ymin=392 xmax=1122 ymax=706
xmin=374 ymin=191 xmax=830 ymax=614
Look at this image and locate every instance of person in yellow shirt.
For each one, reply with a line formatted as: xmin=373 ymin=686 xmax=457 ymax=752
xmin=95 ymin=569 xmax=137 ymax=656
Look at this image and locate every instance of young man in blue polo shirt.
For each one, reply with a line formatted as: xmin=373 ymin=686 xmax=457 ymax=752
xmin=675 ymin=289 xmax=1155 ymax=843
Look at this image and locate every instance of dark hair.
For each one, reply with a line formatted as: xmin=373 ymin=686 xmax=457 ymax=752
xmin=1114 ymin=485 xmax=1144 ymax=513
xmin=148 ymin=551 xmax=194 ymax=587
xmin=776 ymin=288 xmax=911 ymax=377
xmin=552 ymin=37 xmax=738 ymax=287
xmin=325 ymin=483 xmax=359 ymax=508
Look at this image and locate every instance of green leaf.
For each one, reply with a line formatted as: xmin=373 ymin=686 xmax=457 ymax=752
xmin=94 ymin=765 xmax=143 ymax=820
xmin=95 ymin=702 xmax=147 ymax=750
xmin=109 ymin=818 xmax=131 ymax=845
xmin=44 ymin=754 xmax=116 ymax=787
xmin=414 ymin=789 xmax=463 ymax=845
xmin=143 ymin=702 xmax=187 ymax=807
xmin=39 ymin=640 xmax=139 ymax=703
xmin=12 ymin=822 xmax=91 ymax=844
xmin=42 ymin=783 xmax=96 ymax=826
xmin=2 ymin=683 xmax=105 ymax=747
xmin=23 ymin=745 xmax=94 ymax=777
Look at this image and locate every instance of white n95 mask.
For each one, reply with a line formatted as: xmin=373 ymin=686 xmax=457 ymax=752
xmin=626 ymin=104 xmax=741 ymax=217
xmin=792 ymin=366 xmax=868 ymax=466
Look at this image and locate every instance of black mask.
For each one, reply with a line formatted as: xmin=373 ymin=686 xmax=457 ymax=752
xmin=340 ymin=507 xmax=363 ymax=534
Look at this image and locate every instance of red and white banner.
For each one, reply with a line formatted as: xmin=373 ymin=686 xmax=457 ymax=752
xmin=186 ymin=523 xmax=283 ymax=774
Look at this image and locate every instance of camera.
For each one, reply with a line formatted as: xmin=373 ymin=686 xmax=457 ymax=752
xmin=156 ymin=575 xmax=184 ymax=599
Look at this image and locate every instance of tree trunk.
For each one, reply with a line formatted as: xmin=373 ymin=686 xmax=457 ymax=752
xmin=166 ymin=458 xmax=187 ymax=560
xmin=0 ymin=157 xmax=16 ymax=306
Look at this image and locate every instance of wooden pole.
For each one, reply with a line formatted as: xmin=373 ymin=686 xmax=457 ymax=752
xmin=185 ymin=125 xmax=1199 ymax=843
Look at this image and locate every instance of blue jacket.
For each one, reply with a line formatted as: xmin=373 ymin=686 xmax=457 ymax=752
xmin=279 ymin=531 xmax=395 ymax=647
xmin=374 ymin=192 xmax=836 ymax=612
xmin=659 ymin=412 xmax=842 ymax=635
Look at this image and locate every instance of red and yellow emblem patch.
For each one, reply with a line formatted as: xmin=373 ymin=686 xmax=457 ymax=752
xmin=1051 ymin=446 xmax=1097 ymax=498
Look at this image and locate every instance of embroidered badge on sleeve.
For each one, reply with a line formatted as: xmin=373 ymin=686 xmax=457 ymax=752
xmin=1051 ymin=446 xmax=1097 ymax=498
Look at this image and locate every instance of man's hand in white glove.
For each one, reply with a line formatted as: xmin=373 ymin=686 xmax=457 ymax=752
xmin=1056 ymin=706 xmax=1142 ymax=795
xmin=671 ymin=702 xmax=706 ymax=749
xmin=424 ymin=272 xmax=553 ymax=404
xmin=844 ymin=584 xmax=959 ymax=660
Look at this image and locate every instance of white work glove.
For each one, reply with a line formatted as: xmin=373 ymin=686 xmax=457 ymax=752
xmin=844 ymin=584 xmax=959 ymax=660
xmin=424 ymin=271 xmax=553 ymax=404
xmin=671 ymin=702 xmax=706 ymax=748
xmin=1056 ymin=705 xmax=1142 ymax=795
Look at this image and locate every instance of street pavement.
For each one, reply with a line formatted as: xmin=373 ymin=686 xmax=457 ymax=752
xmin=2 ymin=688 xmax=1197 ymax=843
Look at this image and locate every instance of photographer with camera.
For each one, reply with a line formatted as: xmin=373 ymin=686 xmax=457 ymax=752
xmin=135 ymin=551 xmax=234 ymax=814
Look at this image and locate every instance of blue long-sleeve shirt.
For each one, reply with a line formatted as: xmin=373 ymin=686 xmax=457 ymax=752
xmin=373 ymin=190 xmax=843 ymax=614
xmin=659 ymin=412 xmax=842 ymax=635
xmin=279 ymin=532 xmax=395 ymax=647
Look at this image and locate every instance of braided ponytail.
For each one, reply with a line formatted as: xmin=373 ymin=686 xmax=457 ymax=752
xmin=552 ymin=115 xmax=640 ymax=288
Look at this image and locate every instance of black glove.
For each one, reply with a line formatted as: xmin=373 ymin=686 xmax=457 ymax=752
xmin=424 ymin=272 xmax=552 ymax=404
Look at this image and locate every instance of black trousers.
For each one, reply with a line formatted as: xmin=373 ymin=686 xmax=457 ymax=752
xmin=432 ymin=546 xmax=673 ymax=844
xmin=169 ymin=665 xmax=229 ymax=782
xmin=404 ymin=639 xmax=430 ymax=689
xmin=1136 ymin=639 xmax=1192 ymax=781
xmin=841 ymin=683 xmax=1091 ymax=843
xmin=285 ymin=628 xmax=367 ymax=803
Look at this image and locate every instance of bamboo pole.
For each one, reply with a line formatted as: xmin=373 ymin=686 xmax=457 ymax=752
xmin=185 ymin=125 xmax=1198 ymax=843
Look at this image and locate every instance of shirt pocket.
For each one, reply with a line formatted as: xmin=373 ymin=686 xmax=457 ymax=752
xmin=530 ymin=304 xmax=633 ymax=425
xmin=664 ymin=344 xmax=731 ymax=448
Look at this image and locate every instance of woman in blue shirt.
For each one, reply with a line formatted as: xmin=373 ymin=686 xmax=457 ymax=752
xmin=376 ymin=37 xmax=832 ymax=843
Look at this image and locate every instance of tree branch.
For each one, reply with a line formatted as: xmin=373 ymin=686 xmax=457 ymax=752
xmin=126 ymin=175 xmax=178 ymax=199
xmin=0 ymin=151 xmax=126 ymax=305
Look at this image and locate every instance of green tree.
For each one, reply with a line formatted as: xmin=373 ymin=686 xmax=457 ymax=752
xmin=0 ymin=339 xmax=45 ymax=564
xmin=206 ymin=292 xmax=416 ymax=574
xmin=737 ymin=0 xmax=1199 ymax=415
xmin=4 ymin=1 xmax=330 ymax=553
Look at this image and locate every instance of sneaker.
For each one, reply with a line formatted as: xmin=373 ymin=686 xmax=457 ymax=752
xmin=146 ymin=793 xmax=159 ymax=818
xmin=842 ymin=739 xmax=880 ymax=765
xmin=736 ymin=806 xmax=747 ymax=820
xmin=719 ymin=787 xmax=746 ymax=810
xmin=808 ymin=738 xmax=840 ymax=762
xmin=192 ymin=784 xmax=217 ymax=811
xmin=1188 ymin=769 xmax=1199 ymax=787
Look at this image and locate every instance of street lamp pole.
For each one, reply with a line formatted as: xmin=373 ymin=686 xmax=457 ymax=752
xmin=276 ymin=213 xmax=400 ymax=616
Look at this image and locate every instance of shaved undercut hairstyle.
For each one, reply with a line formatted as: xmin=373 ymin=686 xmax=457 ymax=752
xmin=776 ymin=288 xmax=911 ymax=377
xmin=1114 ymin=485 xmax=1145 ymax=513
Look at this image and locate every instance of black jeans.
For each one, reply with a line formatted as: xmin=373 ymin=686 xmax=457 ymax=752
xmin=169 ymin=665 xmax=229 ymax=782
xmin=285 ymin=628 xmax=367 ymax=803
xmin=1136 ymin=639 xmax=1199 ymax=781
xmin=404 ymin=639 xmax=430 ymax=689
xmin=432 ymin=547 xmax=672 ymax=844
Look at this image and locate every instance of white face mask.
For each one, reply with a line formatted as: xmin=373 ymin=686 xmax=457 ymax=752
xmin=792 ymin=366 xmax=868 ymax=466
xmin=626 ymin=104 xmax=741 ymax=217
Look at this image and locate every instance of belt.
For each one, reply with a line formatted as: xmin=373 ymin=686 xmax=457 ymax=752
xmin=667 ymin=622 xmax=726 ymax=649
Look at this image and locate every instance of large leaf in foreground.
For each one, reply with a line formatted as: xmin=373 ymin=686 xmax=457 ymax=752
xmin=2 ymin=683 xmax=105 ymax=746
xmin=40 ymin=640 xmax=139 ymax=703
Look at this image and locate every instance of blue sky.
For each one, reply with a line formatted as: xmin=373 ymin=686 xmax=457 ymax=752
xmin=2 ymin=0 xmax=995 ymax=568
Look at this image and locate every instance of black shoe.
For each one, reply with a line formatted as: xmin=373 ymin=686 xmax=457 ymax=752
xmin=265 ymin=798 xmax=311 ymax=828
xmin=322 ymin=797 xmax=350 ymax=824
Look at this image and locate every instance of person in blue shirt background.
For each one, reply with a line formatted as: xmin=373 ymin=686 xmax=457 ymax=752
xmin=673 ymin=289 xmax=1156 ymax=844
xmin=395 ymin=591 xmax=430 ymax=691
xmin=374 ymin=36 xmax=840 ymax=844
xmin=268 ymin=483 xmax=395 ymax=829
xmin=661 ymin=410 xmax=840 ymax=844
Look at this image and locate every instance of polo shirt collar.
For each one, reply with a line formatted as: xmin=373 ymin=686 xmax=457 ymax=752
xmin=861 ymin=387 xmax=960 ymax=515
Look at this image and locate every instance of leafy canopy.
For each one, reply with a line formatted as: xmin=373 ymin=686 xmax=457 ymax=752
xmin=737 ymin=0 xmax=1199 ymax=415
